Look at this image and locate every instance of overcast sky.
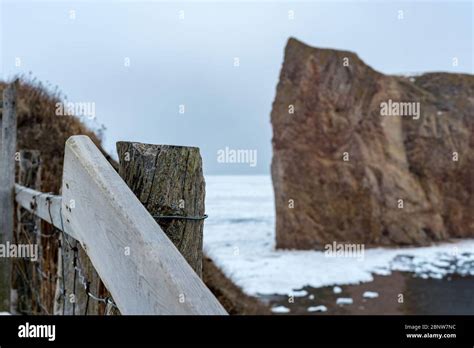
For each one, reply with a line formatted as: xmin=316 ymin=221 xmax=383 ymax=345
xmin=1 ymin=0 xmax=472 ymax=174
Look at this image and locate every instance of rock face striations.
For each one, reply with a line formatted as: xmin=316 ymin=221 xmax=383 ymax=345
xmin=271 ymin=38 xmax=474 ymax=250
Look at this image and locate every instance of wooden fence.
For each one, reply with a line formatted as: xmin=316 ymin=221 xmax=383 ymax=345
xmin=0 ymin=82 xmax=227 ymax=315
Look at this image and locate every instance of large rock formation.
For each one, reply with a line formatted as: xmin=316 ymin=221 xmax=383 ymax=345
xmin=271 ymin=38 xmax=474 ymax=250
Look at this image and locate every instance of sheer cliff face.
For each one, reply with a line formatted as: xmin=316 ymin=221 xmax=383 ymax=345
xmin=271 ymin=38 xmax=474 ymax=250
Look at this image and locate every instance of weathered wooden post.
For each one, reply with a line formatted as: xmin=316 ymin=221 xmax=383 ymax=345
xmin=0 ymin=81 xmax=18 ymax=312
xmin=14 ymin=150 xmax=42 ymax=314
xmin=116 ymin=142 xmax=205 ymax=277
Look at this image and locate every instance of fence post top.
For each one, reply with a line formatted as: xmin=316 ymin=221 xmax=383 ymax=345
xmin=66 ymin=134 xmax=92 ymax=145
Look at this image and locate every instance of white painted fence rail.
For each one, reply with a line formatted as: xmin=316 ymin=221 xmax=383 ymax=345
xmin=14 ymin=135 xmax=227 ymax=315
xmin=14 ymin=185 xmax=63 ymax=231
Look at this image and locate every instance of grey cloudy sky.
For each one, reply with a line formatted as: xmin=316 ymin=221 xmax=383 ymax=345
xmin=1 ymin=0 xmax=472 ymax=174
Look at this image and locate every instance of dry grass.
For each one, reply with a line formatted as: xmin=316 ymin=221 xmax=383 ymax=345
xmin=0 ymin=77 xmax=112 ymax=194
xmin=203 ymin=256 xmax=271 ymax=315
xmin=0 ymin=77 xmax=112 ymax=313
xmin=1 ymin=77 xmax=264 ymax=315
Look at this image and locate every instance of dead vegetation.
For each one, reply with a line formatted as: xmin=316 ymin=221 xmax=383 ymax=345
xmin=203 ymin=257 xmax=270 ymax=315
xmin=0 ymin=77 xmax=110 ymax=194
xmin=1 ymin=77 xmax=266 ymax=315
xmin=1 ymin=77 xmax=115 ymax=314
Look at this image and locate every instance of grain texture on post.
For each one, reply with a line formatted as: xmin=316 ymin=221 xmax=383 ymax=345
xmin=0 ymin=81 xmax=18 ymax=311
xmin=116 ymin=141 xmax=205 ymax=277
xmin=61 ymin=136 xmax=225 ymax=314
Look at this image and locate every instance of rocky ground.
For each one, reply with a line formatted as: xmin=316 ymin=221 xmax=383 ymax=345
xmin=264 ymin=272 xmax=474 ymax=315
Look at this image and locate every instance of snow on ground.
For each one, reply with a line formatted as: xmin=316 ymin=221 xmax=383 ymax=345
xmin=363 ymin=291 xmax=379 ymax=299
xmin=204 ymin=175 xmax=474 ymax=297
xmin=307 ymin=305 xmax=327 ymax=312
xmin=292 ymin=290 xmax=308 ymax=297
xmin=336 ymin=298 xmax=354 ymax=305
xmin=271 ymin=305 xmax=290 ymax=313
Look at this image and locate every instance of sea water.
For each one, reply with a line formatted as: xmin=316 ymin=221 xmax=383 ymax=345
xmin=204 ymin=175 xmax=474 ymax=314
